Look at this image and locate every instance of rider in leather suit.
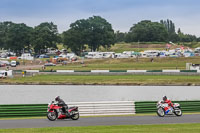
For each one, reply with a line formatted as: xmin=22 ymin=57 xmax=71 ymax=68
xmin=163 ymin=96 xmax=174 ymax=107
xmin=55 ymin=96 xmax=68 ymax=115
xmin=162 ymin=96 xmax=174 ymax=113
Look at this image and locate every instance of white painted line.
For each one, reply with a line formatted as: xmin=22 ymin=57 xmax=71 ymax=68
xmin=56 ymin=70 xmax=75 ymax=73
xmin=91 ymin=70 xmax=109 ymax=73
xmin=25 ymin=70 xmax=39 ymax=73
xmin=127 ymin=70 xmax=147 ymax=72
xmin=162 ymin=70 xmax=180 ymax=72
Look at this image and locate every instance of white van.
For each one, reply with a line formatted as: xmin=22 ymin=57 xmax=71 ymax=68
xmin=10 ymin=60 xmax=17 ymax=67
xmin=0 ymin=71 xmax=6 ymax=78
xmin=0 ymin=70 xmax=12 ymax=78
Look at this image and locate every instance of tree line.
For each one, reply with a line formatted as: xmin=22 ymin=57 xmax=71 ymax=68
xmin=116 ymin=19 xmax=200 ymax=43
xmin=0 ymin=16 xmax=199 ymax=55
xmin=0 ymin=21 xmax=60 ymax=55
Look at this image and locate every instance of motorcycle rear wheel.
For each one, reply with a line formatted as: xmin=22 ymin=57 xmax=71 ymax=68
xmin=157 ymin=107 xmax=165 ymax=117
xmin=70 ymin=111 xmax=79 ymax=120
xmin=47 ymin=111 xmax=58 ymax=121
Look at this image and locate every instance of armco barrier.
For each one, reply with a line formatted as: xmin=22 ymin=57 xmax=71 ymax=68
xmin=135 ymin=101 xmax=200 ymax=113
xmin=57 ymin=70 xmax=74 ymax=73
xmin=17 ymin=69 xmax=200 ymax=73
xmin=0 ymin=101 xmax=135 ymax=118
xmin=68 ymin=101 xmax=135 ymax=116
xmin=180 ymin=70 xmax=197 ymax=72
xmin=74 ymin=70 xmax=91 ymax=72
xmin=21 ymin=69 xmax=200 ymax=75
xmin=162 ymin=70 xmax=180 ymax=73
xmin=109 ymin=70 xmax=127 ymax=72
xmin=0 ymin=104 xmax=47 ymax=118
xmin=91 ymin=70 xmax=109 ymax=73
xmin=146 ymin=70 xmax=162 ymax=72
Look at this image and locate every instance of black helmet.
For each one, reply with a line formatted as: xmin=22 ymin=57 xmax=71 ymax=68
xmin=163 ymin=96 xmax=167 ymax=101
xmin=55 ymin=96 xmax=60 ymax=101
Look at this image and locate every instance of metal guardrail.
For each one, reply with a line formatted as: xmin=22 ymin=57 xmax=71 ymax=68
xmin=18 ymin=70 xmax=200 ymax=73
xmin=135 ymin=101 xmax=200 ymax=113
xmin=1 ymin=101 xmax=199 ymax=118
xmin=68 ymin=101 xmax=135 ymax=116
xmin=0 ymin=104 xmax=47 ymax=118
xmin=0 ymin=101 xmax=135 ymax=118
xmin=19 ymin=69 xmax=200 ymax=76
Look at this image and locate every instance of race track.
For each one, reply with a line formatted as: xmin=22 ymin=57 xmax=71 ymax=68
xmin=0 ymin=114 xmax=200 ymax=129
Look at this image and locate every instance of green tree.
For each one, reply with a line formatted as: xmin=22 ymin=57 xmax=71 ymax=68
xmin=63 ymin=19 xmax=89 ymax=55
xmin=32 ymin=22 xmax=59 ymax=54
xmin=0 ymin=22 xmax=5 ymax=48
xmin=160 ymin=19 xmax=175 ymax=34
xmin=0 ymin=22 xmax=33 ymax=54
xmin=63 ymin=16 xmax=115 ymax=54
xmin=160 ymin=19 xmax=178 ymax=42
xmin=197 ymin=37 xmax=200 ymax=42
xmin=178 ymin=28 xmax=197 ymax=42
xmin=0 ymin=21 xmax=14 ymax=49
xmin=127 ymin=20 xmax=168 ymax=42
xmin=115 ymin=31 xmax=127 ymax=43
xmin=87 ymin=16 xmax=115 ymax=51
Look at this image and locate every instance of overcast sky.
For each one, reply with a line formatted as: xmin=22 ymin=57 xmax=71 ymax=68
xmin=1 ymin=0 xmax=200 ymax=36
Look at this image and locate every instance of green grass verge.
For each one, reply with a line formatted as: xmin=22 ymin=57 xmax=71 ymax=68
xmin=0 ymin=124 xmax=200 ymax=133
xmin=2 ymin=75 xmax=200 ymax=85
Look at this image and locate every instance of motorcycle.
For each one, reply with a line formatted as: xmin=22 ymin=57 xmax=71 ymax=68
xmin=156 ymin=101 xmax=182 ymax=117
xmin=47 ymin=101 xmax=79 ymax=121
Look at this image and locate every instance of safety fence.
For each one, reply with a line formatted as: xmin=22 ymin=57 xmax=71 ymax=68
xmin=23 ymin=70 xmax=199 ymax=73
xmin=135 ymin=100 xmax=200 ymax=113
xmin=0 ymin=101 xmax=135 ymax=118
xmin=20 ymin=69 xmax=200 ymax=77
xmin=0 ymin=104 xmax=47 ymax=118
xmin=0 ymin=101 xmax=199 ymax=118
xmin=8 ymin=69 xmax=200 ymax=77
xmin=68 ymin=101 xmax=135 ymax=116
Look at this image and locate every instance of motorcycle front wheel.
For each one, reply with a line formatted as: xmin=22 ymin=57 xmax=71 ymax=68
xmin=157 ymin=107 xmax=165 ymax=117
xmin=70 ymin=111 xmax=79 ymax=120
xmin=47 ymin=111 xmax=58 ymax=121
xmin=174 ymin=108 xmax=182 ymax=116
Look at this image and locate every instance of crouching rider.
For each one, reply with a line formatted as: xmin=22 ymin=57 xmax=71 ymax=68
xmin=55 ymin=96 xmax=69 ymax=115
xmin=162 ymin=96 xmax=174 ymax=114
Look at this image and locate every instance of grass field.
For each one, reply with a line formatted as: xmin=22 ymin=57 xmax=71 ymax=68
xmin=0 ymin=123 xmax=200 ymax=133
xmin=42 ymin=56 xmax=200 ymax=71
xmin=57 ymin=42 xmax=200 ymax=53
xmin=100 ymin=42 xmax=167 ymax=53
xmin=2 ymin=75 xmax=200 ymax=85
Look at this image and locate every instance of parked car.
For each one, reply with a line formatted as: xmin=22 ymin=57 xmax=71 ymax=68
xmin=0 ymin=60 xmax=10 ymax=66
xmin=34 ymin=54 xmax=40 ymax=58
xmin=0 ymin=63 xmax=6 ymax=67
xmin=18 ymin=53 xmax=34 ymax=60
xmin=39 ymin=54 xmax=50 ymax=58
xmin=10 ymin=61 xmax=17 ymax=67
xmin=44 ymin=63 xmax=56 ymax=66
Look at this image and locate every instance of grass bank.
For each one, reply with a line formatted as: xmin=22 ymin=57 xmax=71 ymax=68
xmin=2 ymin=75 xmax=200 ymax=85
xmin=0 ymin=123 xmax=200 ymax=133
xmin=43 ymin=57 xmax=200 ymax=71
xmin=100 ymin=42 xmax=167 ymax=53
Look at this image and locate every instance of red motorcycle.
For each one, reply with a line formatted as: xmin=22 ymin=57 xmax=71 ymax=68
xmin=47 ymin=101 xmax=79 ymax=121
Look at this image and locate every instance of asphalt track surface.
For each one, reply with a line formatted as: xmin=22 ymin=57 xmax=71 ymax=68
xmin=0 ymin=114 xmax=200 ymax=129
